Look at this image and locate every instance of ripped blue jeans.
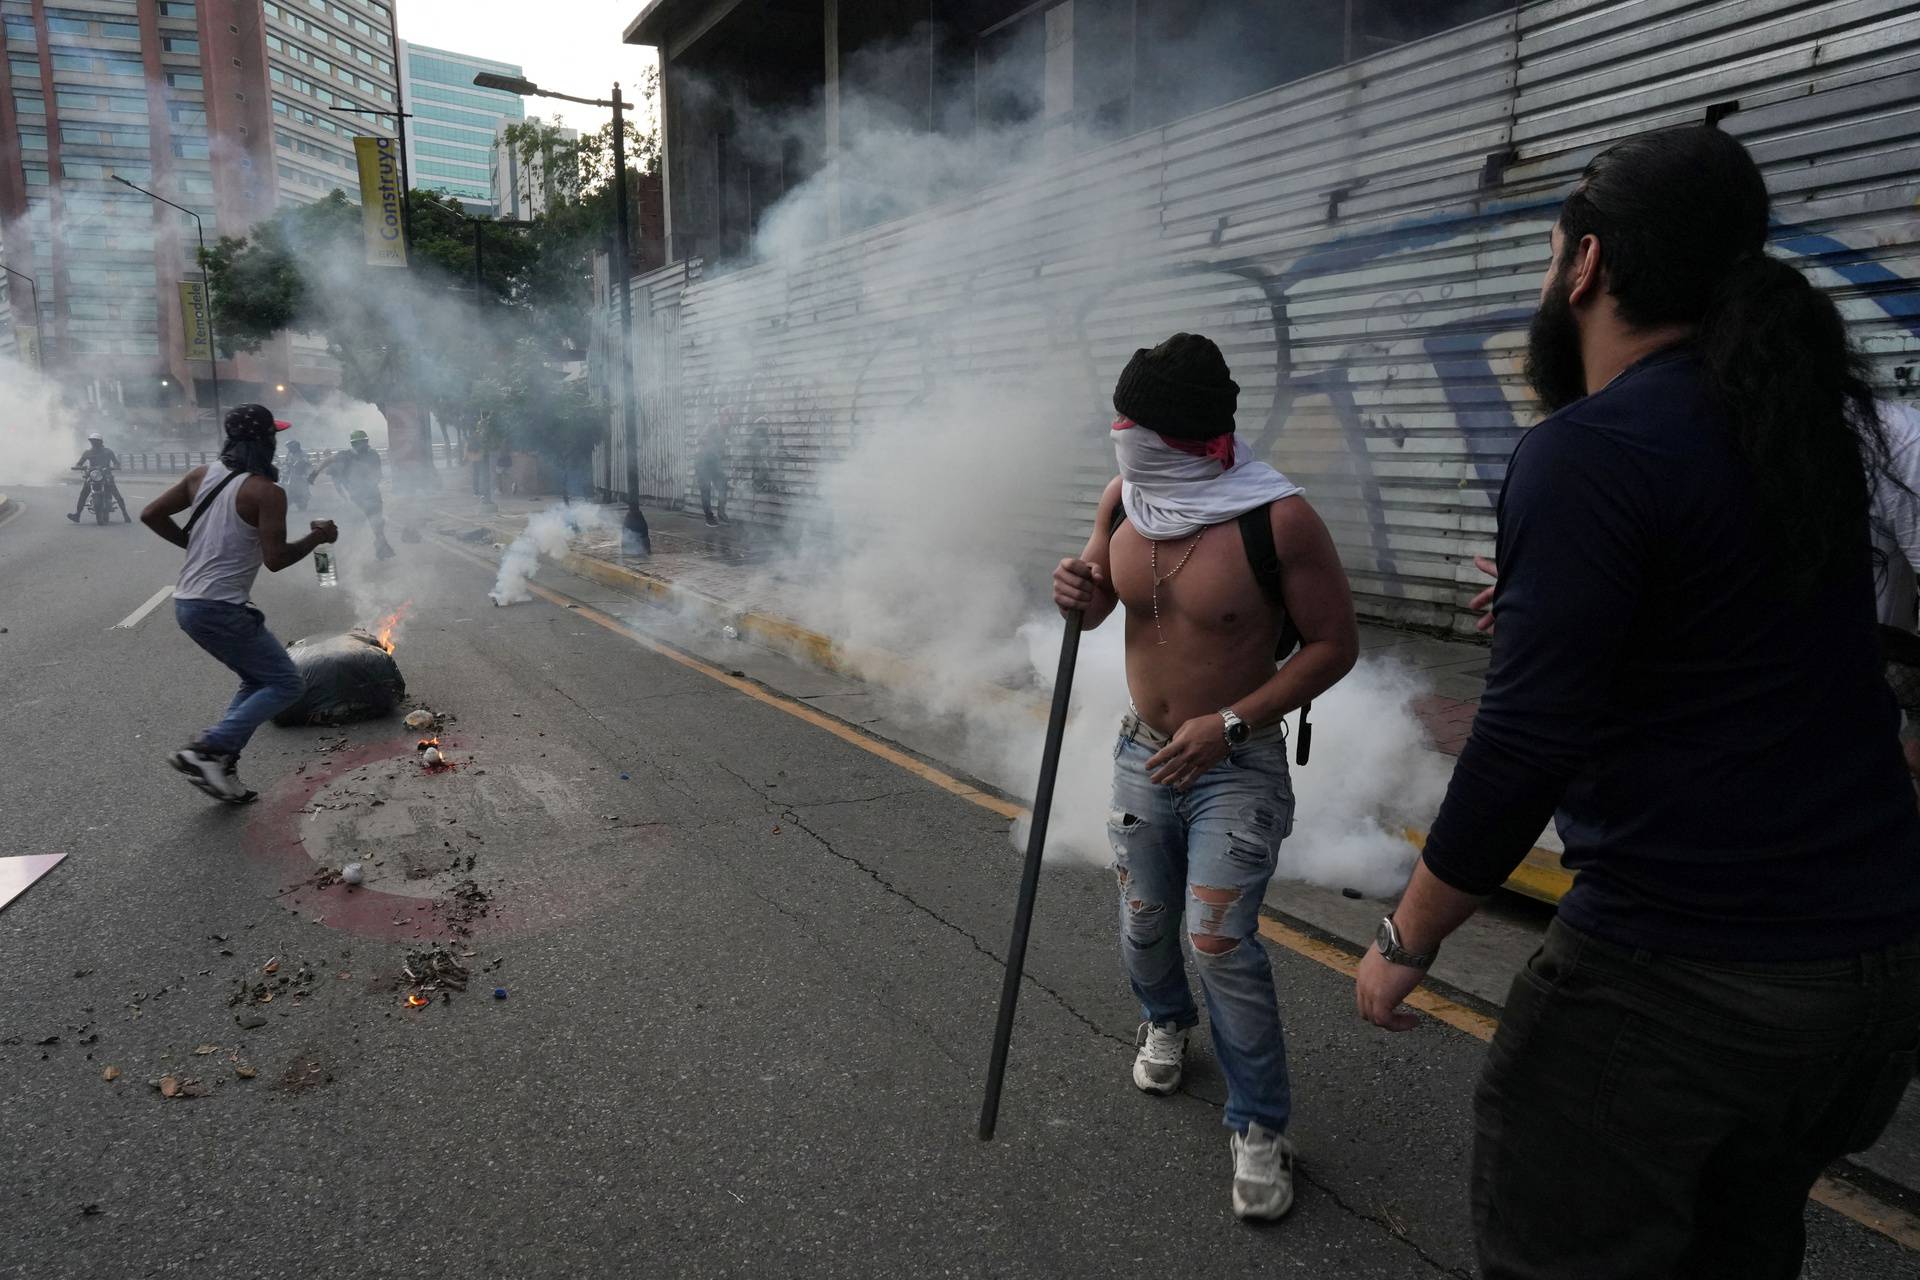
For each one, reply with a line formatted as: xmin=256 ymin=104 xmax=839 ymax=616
xmin=1109 ymin=716 xmax=1296 ymax=1134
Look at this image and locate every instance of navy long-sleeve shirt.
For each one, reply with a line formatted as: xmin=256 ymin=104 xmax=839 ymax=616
xmin=1422 ymin=347 xmax=1920 ymax=960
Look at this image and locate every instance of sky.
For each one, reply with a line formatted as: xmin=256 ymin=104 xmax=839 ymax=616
xmin=397 ymin=0 xmax=660 ymax=134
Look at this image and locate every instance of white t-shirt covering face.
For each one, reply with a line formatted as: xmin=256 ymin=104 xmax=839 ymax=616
xmin=1870 ymin=400 xmax=1920 ymax=631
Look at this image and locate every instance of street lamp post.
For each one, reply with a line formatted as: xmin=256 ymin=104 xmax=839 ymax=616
xmin=2 ymin=264 xmax=42 ymax=368
xmin=112 ymin=174 xmax=220 ymax=430
xmin=473 ymin=71 xmax=650 ymax=557
xmin=357 ymin=0 xmax=412 ymax=248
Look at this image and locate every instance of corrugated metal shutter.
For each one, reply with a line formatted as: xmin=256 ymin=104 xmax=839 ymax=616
xmin=612 ymin=0 xmax=1920 ymax=634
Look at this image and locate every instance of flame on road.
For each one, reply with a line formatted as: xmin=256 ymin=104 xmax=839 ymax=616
xmin=372 ymin=601 xmax=412 ymax=653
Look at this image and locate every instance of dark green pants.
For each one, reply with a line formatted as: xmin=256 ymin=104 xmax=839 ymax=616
xmin=1474 ymin=919 xmax=1920 ymax=1280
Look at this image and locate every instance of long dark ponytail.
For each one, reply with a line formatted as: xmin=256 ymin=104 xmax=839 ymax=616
xmin=1556 ymin=126 xmax=1892 ymax=600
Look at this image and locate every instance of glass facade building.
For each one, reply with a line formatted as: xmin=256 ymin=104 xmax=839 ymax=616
xmin=0 ymin=0 xmax=402 ymax=408
xmin=399 ymin=42 xmax=523 ymax=215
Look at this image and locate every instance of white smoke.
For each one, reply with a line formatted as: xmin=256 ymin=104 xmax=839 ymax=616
xmin=650 ymin=63 xmax=1469 ymax=898
xmin=489 ymin=503 xmax=615 ymax=606
xmin=761 ymin=384 xmax=1450 ymax=895
xmin=285 ymin=391 xmax=389 ymax=454
xmin=0 ymin=350 xmax=86 ymax=487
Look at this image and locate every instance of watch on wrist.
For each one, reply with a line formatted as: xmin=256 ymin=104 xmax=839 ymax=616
xmin=1375 ymin=915 xmax=1438 ymax=971
xmin=1220 ymin=707 xmax=1251 ymax=747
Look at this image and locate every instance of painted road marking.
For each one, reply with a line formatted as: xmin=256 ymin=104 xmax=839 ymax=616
xmin=434 ymin=534 xmax=1920 ymax=1253
xmin=112 ymin=585 xmax=174 ymax=631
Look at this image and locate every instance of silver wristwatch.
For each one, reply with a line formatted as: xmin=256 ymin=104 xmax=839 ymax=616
xmin=1220 ymin=707 xmax=1250 ymax=747
xmin=1375 ymin=915 xmax=1438 ymax=970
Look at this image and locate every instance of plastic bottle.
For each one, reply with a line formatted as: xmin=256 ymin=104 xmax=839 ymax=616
xmin=314 ymin=548 xmax=337 ymax=588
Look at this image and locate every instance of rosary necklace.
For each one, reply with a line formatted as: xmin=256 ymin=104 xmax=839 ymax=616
xmin=1150 ymin=530 xmax=1203 ymax=645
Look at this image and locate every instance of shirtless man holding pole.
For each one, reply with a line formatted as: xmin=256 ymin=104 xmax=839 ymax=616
xmin=1052 ymin=332 xmax=1358 ymax=1220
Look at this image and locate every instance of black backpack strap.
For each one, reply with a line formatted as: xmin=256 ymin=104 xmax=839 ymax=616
xmin=184 ymin=468 xmax=243 ymax=537
xmin=1237 ymin=505 xmax=1283 ymax=606
xmin=1237 ymin=501 xmax=1314 ymax=765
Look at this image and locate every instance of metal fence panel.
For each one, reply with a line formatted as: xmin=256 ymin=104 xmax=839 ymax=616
xmin=604 ymin=0 xmax=1920 ymax=633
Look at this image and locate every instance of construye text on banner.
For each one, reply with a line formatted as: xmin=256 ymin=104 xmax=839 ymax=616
xmin=354 ymin=136 xmax=408 ymax=268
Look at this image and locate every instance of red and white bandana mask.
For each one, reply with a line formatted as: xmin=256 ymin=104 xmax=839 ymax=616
xmin=1112 ymin=417 xmax=1302 ymax=540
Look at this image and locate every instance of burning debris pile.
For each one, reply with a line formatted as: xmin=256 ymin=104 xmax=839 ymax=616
xmin=272 ymin=604 xmax=411 ymax=727
xmin=402 ymin=945 xmax=469 ymax=1007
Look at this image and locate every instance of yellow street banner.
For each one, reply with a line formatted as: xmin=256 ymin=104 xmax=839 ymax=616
xmin=354 ymin=135 xmax=408 ymax=268
xmin=178 ymin=281 xmax=212 ymax=361
xmin=13 ymin=322 xmax=39 ymax=367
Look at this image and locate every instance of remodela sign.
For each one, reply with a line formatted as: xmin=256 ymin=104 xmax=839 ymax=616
xmin=354 ymin=136 xmax=408 ymax=268
xmin=177 ymin=281 xmax=212 ymax=361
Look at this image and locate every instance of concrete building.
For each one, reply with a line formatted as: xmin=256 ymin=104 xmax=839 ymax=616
xmin=398 ymin=41 xmax=523 ymax=215
xmin=491 ymin=114 xmax=576 ymax=221
xmin=626 ymin=0 xmax=1512 ymax=266
xmin=0 ymin=0 xmax=401 ymax=420
xmin=614 ymin=0 xmax=1920 ymax=633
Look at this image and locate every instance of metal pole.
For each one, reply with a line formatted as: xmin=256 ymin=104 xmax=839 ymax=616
xmin=978 ymin=611 xmax=1083 ymax=1141
xmin=194 ymin=214 xmax=221 ymax=428
xmin=612 ymin=83 xmax=650 ymax=556
xmin=362 ymin=0 xmax=412 ymax=249
xmin=475 ymin=218 xmax=497 ymax=511
xmin=111 ymin=176 xmax=219 ymax=431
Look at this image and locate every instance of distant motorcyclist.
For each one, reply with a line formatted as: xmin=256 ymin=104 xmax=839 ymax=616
xmin=68 ymin=431 xmax=130 ymax=523
xmin=309 ymin=428 xmax=395 ymax=559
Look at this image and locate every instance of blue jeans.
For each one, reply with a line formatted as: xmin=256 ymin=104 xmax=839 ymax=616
xmin=1109 ymin=717 xmax=1297 ymax=1133
xmin=174 ymin=598 xmax=303 ymax=755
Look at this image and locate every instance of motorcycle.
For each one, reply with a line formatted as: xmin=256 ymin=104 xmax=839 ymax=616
xmin=76 ymin=465 xmax=120 ymax=525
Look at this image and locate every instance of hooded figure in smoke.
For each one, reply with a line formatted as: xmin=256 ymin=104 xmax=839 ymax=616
xmin=138 ymin=403 xmax=337 ymax=803
xmin=309 ymin=427 xmax=395 ymax=559
xmin=1050 ymin=332 xmax=1360 ymax=1222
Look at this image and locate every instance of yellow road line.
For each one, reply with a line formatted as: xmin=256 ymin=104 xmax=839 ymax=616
xmin=1254 ymin=916 xmax=1501 ymax=1041
xmin=1809 ymin=1177 xmax=1920 ymax=1251
xmin=440 ymin=533 xmax=1919 ymax=1254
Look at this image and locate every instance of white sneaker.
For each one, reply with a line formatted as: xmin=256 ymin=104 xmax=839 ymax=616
xmin=1132 ymin=1021 xmax=1187 ymax=1095
xmin=169 ymin=746 xmax=256 ymax=804
xmin=1230 ymin=1122 xmax=1296 ymax=1221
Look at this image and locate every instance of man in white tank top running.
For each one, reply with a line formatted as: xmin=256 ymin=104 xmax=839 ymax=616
xmin=140 ymin=404 xmax=338 ymax=803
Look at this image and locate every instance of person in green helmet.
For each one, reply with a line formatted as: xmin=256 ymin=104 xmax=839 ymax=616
xmin=309 ymin=428 xmax=394 ymax=559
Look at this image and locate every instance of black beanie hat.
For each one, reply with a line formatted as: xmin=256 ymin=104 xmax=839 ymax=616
xmin=224 ymin=402 xmax=277 ymax=442
xmin=1112 ymin=332 xmax=1239 ymax=440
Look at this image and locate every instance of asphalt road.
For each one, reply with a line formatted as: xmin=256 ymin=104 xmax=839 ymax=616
xmin=0 ymin=480 xmax=1914 ymax=1279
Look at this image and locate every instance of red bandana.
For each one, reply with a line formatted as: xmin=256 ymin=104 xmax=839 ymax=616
xmin=1112 ymin=416 xmax=1234 ymax=470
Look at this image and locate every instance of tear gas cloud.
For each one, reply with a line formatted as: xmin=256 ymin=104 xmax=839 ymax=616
xmin=0 ymin=350 xmax=89 ymax=487
xmin=686 ymin=43 xmax=1465 ymax=896
xmin=490 ymin=504 xmax=617 ymax=605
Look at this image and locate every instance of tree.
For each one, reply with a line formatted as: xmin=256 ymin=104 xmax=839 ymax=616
xmin=199 ymin=85 xmax=659 ymax=487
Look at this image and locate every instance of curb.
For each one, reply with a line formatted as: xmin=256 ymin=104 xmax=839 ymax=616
xmin=473 ymin=512 xmax=1575 ymax=904
xmin=552 ymin=547 xmax=1041 ymax=719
